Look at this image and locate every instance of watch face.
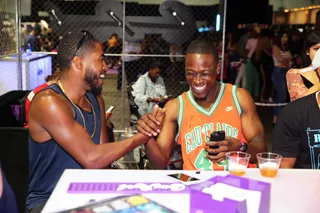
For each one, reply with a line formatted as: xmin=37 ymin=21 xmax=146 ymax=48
xmin=240 ymin=142 xmax=247 ymax=152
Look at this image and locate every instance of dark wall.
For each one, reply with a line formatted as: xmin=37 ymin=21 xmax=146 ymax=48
xmin=226 ymin=0 xmax=271 ymax=30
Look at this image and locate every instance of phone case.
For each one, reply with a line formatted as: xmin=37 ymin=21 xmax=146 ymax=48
xmin=209 ymin=131 xmax=225 ymax=156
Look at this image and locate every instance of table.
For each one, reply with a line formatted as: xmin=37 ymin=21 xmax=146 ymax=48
xmin=42 ymin=169 xmax=320 ymax=213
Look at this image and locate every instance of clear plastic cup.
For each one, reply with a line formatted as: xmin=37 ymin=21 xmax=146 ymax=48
xmin=257 ymin=152 xmax=282 ymax=178
xmin=226 ymin=151 xmax=251 ymax=176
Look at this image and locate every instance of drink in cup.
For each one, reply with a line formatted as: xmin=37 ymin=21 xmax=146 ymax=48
xmin=226 ymin=151 xmax=251 ymax=176
xmin=256 ymin=152 xmax=282 ymax=178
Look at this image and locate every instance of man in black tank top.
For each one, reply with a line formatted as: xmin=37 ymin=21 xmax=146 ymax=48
xmin=26 ymin=31 xmax=156 ymax=212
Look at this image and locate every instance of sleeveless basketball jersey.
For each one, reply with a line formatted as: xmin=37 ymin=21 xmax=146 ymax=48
xmin=176 ymin=82 xmax=246 ymax=171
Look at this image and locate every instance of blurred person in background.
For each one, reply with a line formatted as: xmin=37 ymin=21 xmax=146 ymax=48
xmin=131 ymin=60 xmax=168 ymax=116
xmin=23 ymin=25 xmax=42 ymax=52
xmin=235 ymin=28 xmax=252 ymax=88
xmin=272 ymin=31 xmax=292 ymax=125
xmin=245 ymin=26 xmax=260 ymax=100
xmin=103 ymin=34 xmax=122 ymax=89
xmin=251 ymin=36 xmax=274 ymax=103
xmin=286 ymin=30 xmax=320 ymax=101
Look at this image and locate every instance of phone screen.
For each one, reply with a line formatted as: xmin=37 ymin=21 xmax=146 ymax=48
xmin=167 ymin=173 xmax=200 ymax=182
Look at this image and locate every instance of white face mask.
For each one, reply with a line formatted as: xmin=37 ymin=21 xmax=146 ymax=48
xmin=301 ymin=48 xmax=320 ymax=73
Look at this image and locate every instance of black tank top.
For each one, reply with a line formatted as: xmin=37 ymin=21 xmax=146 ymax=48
xmin=301 ymin=74 xmax=314 ymax=89
xmin=26 ymin=84 xmax=101 ymax=210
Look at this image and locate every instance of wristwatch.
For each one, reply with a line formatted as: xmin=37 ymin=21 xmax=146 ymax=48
xmin=239 ymin=140 xmax=247 ymax=152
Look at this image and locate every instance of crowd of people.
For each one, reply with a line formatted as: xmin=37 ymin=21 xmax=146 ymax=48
xmin=1 ymin=21 xmax=320 ymax=213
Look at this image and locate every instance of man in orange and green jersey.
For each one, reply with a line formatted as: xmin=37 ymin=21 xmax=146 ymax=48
xmin=137 ymin=39 xmax=266 ymax=171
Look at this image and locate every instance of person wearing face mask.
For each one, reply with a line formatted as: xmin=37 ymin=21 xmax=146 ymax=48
xmin=136 ymin=40 xmax=266 ymax=170
xmin=286 ymin=30 xmax=320 ymax=101
xmin=26 ymin=30 xmax=151 ymax=213
xmin=131 ymin=60 xmax=168 ymax=116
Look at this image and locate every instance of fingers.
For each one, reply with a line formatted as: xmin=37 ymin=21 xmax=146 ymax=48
xmin=105 ymin=112 xmax=112 ymax=122
xmin=136 ymin=125 xmax=152 ymax=137
xmin=136 ymin=114 xmax=160 ymax=137
xmin=204 ymin=145 xmax=228 ymax=156
xmin=205 ymin=140 xmax=228 ymax=163
xmin=205 ymin=140 xmax=228 ymax=148
xmin=152 ymin=104 xmax=159 ymax=117
xmin=206 ymin=152 xmax=226 ymax=163
xmin=156 ymin=107 xmax=166 ymax=123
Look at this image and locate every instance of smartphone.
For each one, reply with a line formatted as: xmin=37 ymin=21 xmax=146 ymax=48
xmin=106 ymin=105 xmax=115 ymax=113
xmin=167 ymin=173 xmax=202 ymax=185
xmin=209 ymin=130 xmax=225 ymax=156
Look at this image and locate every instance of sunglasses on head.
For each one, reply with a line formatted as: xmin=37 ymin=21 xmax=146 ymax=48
xmin=74 ymin=30 xmax=94 ymax=57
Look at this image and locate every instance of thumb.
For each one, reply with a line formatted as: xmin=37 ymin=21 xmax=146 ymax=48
xmin=156 ymin=107 xmax=166 ymax=122
xmin=152 ymin=104 xmax=159 ymax=117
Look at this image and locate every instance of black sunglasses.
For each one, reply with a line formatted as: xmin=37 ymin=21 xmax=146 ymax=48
xmin=74 ymin=30 xmax=93 ymax=57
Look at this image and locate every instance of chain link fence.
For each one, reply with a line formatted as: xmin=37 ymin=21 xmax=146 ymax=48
xmin=13 ymin=0 xmax=225 ymax=130
xmin=0 ymin=0 xmax=20 ymax=95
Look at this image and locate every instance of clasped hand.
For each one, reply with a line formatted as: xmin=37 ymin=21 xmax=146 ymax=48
xmin=136 ymin=105 xmax=166 ymax=137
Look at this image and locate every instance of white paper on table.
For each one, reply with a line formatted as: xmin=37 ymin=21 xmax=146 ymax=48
xmin=202 ymin=183 xmax=261 ymax=213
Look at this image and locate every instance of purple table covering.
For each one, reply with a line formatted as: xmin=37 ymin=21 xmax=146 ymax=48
xmin=67 ymin=175 xmax=270 ymax=213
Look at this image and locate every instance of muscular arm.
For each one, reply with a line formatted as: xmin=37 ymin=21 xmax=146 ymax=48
xmin=29 ymin=91 xmax=149 ymax=169
xmin=140 ymin=100 xmax=178 ymax=169
xmin=237 ymin=88 xmax=266 ymax=163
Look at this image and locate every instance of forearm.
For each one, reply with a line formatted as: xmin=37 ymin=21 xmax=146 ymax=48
xmin=280 ymin=158 xmax=296 ymax=168
xmin=246 ymin=136 xmax=266 ymax=163
xmin=144 ymin=138 xmax=169 ymax=169
xmin=88 ymin=133 xmax=149 ymax=169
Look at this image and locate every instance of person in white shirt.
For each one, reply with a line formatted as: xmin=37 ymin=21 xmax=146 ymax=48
xmin=131 ymin=61 xmax=168 ymax=116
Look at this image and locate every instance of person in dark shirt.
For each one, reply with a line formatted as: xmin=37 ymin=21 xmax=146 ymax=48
xmin=0 ymin=164 xmax=19 ymax=213
xmin=23 ymin=25 xmax=42 ymax=52
xmin=272 ymin=90 xmax=320 ymax=169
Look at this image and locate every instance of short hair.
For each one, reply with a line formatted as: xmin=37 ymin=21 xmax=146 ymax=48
xmin=33 ymin=25 xmax=41 ymax=33
xmin=186 ymin=39 xmax=219 ymax=62
xmin=57 ymin=30 xmax=99 ymax=71
xmin=148 ymin=60 xmax=162 ymax=70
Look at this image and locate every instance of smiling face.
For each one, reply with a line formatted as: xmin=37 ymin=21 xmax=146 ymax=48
xmin=83 ymin=42 xmax=108 ymax=95
xmin=185 ymin=53 xmax=219 ymax=99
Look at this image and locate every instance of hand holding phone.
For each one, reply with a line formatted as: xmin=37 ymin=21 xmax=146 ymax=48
xmin=105 ymin=106 xmax=114 ymax=122
xmin=106 ymin=105 xmax=115 ymax=113
xmin=208 ymin=130 xmax=225 ymax=156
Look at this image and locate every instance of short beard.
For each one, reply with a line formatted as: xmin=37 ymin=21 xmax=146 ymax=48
xmin=84 ymin=68 xmax=102 ymax=95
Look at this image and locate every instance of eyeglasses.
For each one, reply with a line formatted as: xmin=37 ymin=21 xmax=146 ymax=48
xmin=185 ymin=72 xmax=212 ymax=80
xmin=74 ymin=30 xmax=93 ymax=57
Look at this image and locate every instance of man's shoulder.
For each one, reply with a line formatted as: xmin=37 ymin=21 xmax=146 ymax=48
xmin=281 ymin=93 xmax=315 ymax=117
xmin=31 ymin=88 xmax=64 ymax=107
